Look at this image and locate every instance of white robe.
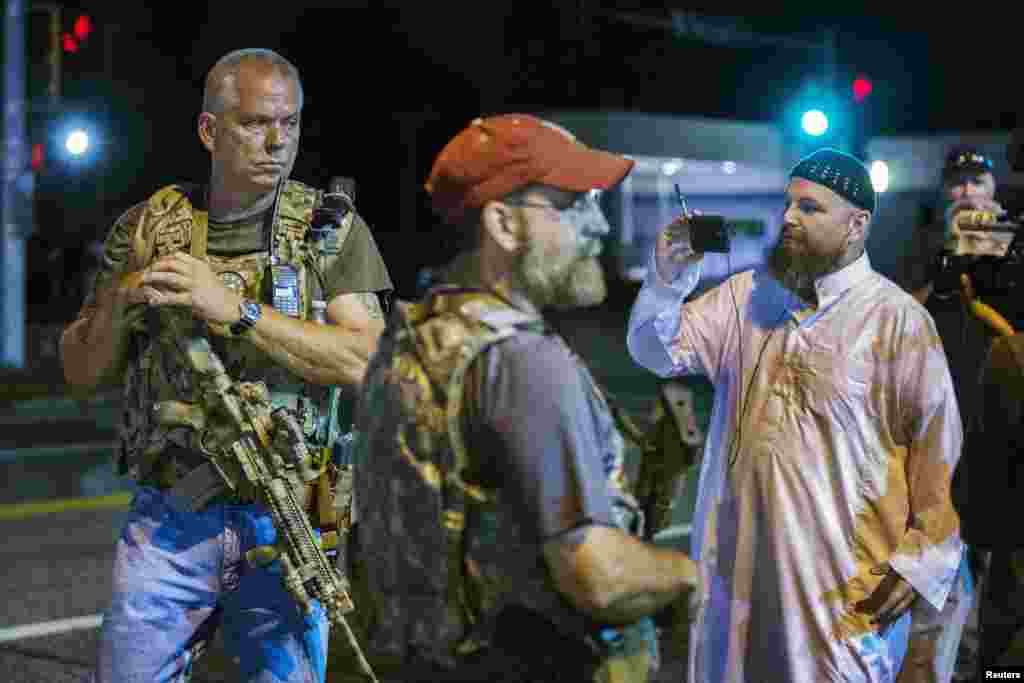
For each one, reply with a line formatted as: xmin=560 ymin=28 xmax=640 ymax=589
xmin=628 ymin=253 xmax=963 ymax=682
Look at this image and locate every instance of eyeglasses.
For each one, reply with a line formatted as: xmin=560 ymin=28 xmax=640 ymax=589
xmin=504 ymin=191 xmax=611 ymax=241
xmin=505 ymin=189 xmax=603 ymax=214
xmin=505 ymin=200 xmax=563 ymax=213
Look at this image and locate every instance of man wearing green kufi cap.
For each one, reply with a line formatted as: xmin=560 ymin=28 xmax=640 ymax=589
xmin=627 ymin=148 xmax=963 ymax=682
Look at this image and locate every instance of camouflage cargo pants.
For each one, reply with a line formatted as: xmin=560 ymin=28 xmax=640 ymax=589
xmin=87 ymin=486 xmax=329 ymax=683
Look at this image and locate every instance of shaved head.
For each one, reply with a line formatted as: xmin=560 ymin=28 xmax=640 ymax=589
xmin=202 ymin=49 xmax=303 ymax=115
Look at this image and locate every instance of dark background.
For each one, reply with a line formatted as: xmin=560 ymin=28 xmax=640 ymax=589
xmin=8 ymin=8 xmax=1024 ymax=680
xmin=22 ymin=5 xmax=1024 ymax=321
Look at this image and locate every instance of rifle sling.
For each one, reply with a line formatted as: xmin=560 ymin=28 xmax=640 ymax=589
xmin=191 ymin=208 xmax=208 ymax=260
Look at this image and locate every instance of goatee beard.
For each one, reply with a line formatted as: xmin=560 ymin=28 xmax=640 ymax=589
xmin=558 ymin=257 xmax=607 ymax=309
xmin=520 ymin=246 xmax=607 ymax=309
xmin=767 ymin=239 xmax=837 ymax=303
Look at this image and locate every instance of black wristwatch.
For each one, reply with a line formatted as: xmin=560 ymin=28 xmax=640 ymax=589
xmin=230 ymin=299 xmax=262 ymax=336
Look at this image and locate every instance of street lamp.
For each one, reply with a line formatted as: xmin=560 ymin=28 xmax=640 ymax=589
xmin=801 ymin=109 xmax=829 ymax=137
xmin=870 ymin=160 xmax=889 ymax=193
xmin=64 ymin=128 xmax=89 ymax=156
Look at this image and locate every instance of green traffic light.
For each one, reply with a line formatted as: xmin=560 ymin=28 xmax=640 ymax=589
xmin=801 ymin=110 xmax=829 ymax=136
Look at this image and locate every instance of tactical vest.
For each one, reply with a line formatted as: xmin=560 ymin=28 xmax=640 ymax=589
xmin=119 ymin=180 xmax=353 ymax=509
xmin=351 ymin=288 xmax=654 ymax=681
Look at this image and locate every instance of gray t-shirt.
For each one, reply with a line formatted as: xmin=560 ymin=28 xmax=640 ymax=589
xmin=351 ymin=300 xmax=651 ymax=671
xmin=466 ymin=329 xmax=621 ymax=544
xmin=451 ymin=327 xmax=647 ymax=665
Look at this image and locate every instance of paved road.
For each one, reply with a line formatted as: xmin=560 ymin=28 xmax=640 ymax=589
xmin=0 ymin=304 xmax=693 ymax=681
xmin=2 ymin=504 xmax=125 ymax=682
xmin=0 ymin=501 xmax=247 ymax=682
xmin=0 ymin=389 xmax=236 ymax=681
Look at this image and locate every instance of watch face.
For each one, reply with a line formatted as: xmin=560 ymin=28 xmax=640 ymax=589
xmin=219 ymin=271 xmax=247 ymax=296
xmin=243 ymin=301 xmax=261 ymax=319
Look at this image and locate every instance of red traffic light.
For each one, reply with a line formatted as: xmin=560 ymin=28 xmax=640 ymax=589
xmin=62 ymin=33 xmax=78 ymax=53
xmin=31 ymin=143 xmax=44 ymax=172
xmin=852 ymin=76 xmax=873 ymax=103
xmin=73 ymin=15 xmax=92 ymax=41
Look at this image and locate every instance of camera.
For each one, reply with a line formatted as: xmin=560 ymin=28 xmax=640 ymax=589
xmin=928 ymin=126 xmax=1024 ymax=299
xmin=689 ymin=215 xmax=731 ymax=253
xmin=932 ymin=221 xmax=1024 ymax=298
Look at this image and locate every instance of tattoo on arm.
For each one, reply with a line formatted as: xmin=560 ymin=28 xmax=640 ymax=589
xmin=356 ymin=292 xmax=383 ymax=320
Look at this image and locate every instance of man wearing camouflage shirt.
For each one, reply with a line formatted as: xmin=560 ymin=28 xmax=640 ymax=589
xmin=61 ymin=49 xmax=391 ymax=683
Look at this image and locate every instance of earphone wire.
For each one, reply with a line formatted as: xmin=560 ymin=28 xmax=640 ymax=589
xmin=724 ymin=254 xmax=788 ymax=473
xmin=727 ymin=251 xmax=743 ymax=469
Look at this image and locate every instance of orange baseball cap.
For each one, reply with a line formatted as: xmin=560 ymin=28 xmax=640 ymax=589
xmin=425 ymin=114 xmax=634 ymax=222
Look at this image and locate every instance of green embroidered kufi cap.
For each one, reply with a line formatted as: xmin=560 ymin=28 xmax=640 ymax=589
xmin=790 ymin=148 xmax=876 ymax=213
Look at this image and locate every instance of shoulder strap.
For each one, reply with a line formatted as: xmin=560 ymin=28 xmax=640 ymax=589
xmin=133 ymin=184 xmax=194 ymax=268
xmin=277 ymin=179 xmax=317 ymax=233
xmin=135 ymin=181 xmax=345 ymax=270
xmin=439 ymin=292 xmax=542 ymax=500
xmin=191 ymin=209 xmax=208 ymax=260
xmin=134 ymin=181 xmax=320 ymax=268
xmin=444 ymin=325 xmax=520 ymax=503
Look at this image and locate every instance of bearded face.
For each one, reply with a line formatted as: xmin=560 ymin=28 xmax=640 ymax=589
xmin=518 ymin=235 xmax=607 ymax=309
xmin=770 ymin=179 xmax=866 ymax=302
xmin=506 ymin=188 xmax=611 ymax=310
xmin=766 ymin=227 xmax=843 ymax=302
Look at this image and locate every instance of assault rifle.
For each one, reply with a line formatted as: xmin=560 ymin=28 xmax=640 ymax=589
xmin=123 ymin=279 xmax=377 ymax=681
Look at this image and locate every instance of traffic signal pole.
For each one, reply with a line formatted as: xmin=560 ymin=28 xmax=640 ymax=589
xmin=35 ymin=2 xmax=62 ymax=104
xmin=2 ymin=0 xmax=34 ymax=370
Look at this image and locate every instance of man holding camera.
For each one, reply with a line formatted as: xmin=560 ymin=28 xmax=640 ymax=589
xmin=904 ymin=147 xmax=1005 ymax=304
xmin=628 ymin=148 xmax=964 ymax=682
xmin=949 ymin=131 xmax=1024 ymax=676
xmin=901 ymin=146 xmax=1008 ymax=430
xmin=897 ymin=146 xmax=1014 ymax=682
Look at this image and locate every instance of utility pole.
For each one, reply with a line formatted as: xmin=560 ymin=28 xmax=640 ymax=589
xmin=35 ymin=2 xmax=61 ymax=105
xmin=3 ymin=0 xmax=34 ymax=370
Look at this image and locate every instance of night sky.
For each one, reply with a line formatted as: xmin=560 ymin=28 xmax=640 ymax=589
xmin=24 ymin=5 xmax=1024 ymax=316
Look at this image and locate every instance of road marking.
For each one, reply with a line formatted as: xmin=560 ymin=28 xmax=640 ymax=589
xmin=652 ymin=524 xmax=692 ymax=543
xmin=0 ymin=614 xmax=103 ymax=643
xmin=0 ymin=441 xmax=118 ymax=463
xmin=0 ymin=491 xmax=132 ymax=521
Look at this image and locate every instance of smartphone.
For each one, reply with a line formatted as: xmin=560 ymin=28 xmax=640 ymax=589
xmin=689 ymin=215 xmax=731 ymax=253
xmin=674 ymin=185 xmax=730 ymax=253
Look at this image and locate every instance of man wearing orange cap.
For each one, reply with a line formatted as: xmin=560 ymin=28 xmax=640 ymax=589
xmin=346 ymin=114 xmax=699 ymax=682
